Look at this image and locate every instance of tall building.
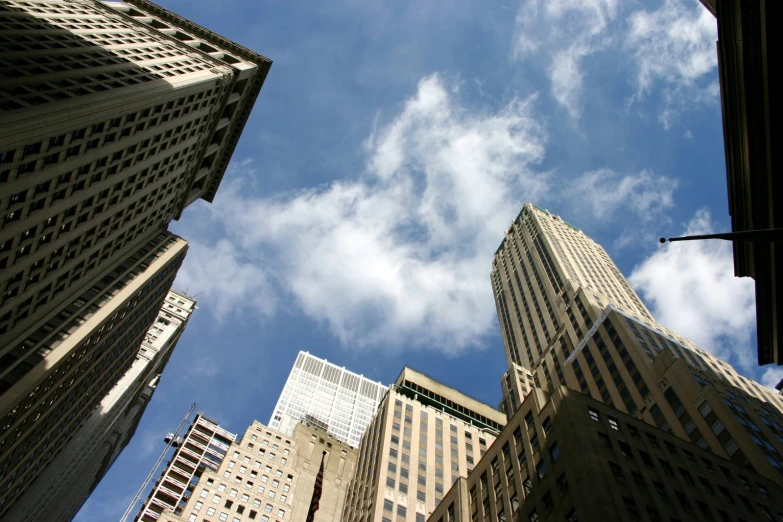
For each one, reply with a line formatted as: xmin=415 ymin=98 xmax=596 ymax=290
xmin=428 ymin=385 xmax=783 ymax=522
xmin=0 ymin=0 xmax=270 ymax=344
xmin=137 ymin=412 xmax=237 ymax=522
xmin=422 ymin=201 xmax=783 ymax=522
xmin=0 ymin=230 xmax=187 ymax=516
xmin=269 ymin=351 xmax=387 ymax=448
xmin=491 ymin=203 xmax=656 ymax=370
xmin=1 ymin=289 xmax=196 ymax=522
xmin=491 ymin=204 xmax=783 ymax=474
xmin=0 ymin=0 xmax=271 ymax=515
xmin=342 ymin=368 xmax=507 ymax=522
xmin=152 ymin=419 xmax=358 ymax=522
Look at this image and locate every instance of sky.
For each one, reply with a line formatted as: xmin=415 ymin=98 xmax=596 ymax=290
xmin=75 ymin=0 xmax=778 ymax=519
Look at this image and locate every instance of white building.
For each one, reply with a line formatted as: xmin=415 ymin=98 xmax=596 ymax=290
xmin=269 ymin=352 xmax=386 ymax=448
xmin=2 ymin=290 xmax=196 ymax=522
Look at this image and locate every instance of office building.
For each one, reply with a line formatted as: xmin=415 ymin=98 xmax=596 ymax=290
xmin=693 ymin=0 xmax=779 ymax=365
xmin=0 ymin=0 xmax=271 ymax=343
xmin=2 ymin=289 xmax=196 ymax=522
xmin=342 ymin=368 xmax=507 ymax=522
xmin=428 ymin=385 xmax=783 ymax=522
xmin=137 ymin=412 xmax=237 ymax=522
xmin=269 ymin=351 xmax=386 ymax=448
xmin=151 ymin=419 xmax=357 ymax=522
xmin=0 ymin=231 xmax=187 ymax=516
xmin=491 ymin=203 xmax=656 ymax=370
xmin=491 ymin=204 xmax=783 ymax=480
xmin=0 ymin=1 xmax=271 ymax=516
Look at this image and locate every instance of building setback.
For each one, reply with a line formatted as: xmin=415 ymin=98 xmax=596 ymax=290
xmin=342 ymin=368 xmax=507 ymax=522
xmin=269 ymin=351 xmax=386 ymax=448
xmin=0 ymin=0 xmax=271 ymax=516
xmin=137 ymin=413 xmax=237 ymax=522
xmin=153 ymin=419 xmax=357 ymax=522
xmin=428 ymin=385 xmax=783 ymax=522
xmin=2 ymin=289 xmax=196 ymax=522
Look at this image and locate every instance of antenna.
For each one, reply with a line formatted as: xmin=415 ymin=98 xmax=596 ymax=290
xmin=119 ymin=403 xmax=196 ymax=522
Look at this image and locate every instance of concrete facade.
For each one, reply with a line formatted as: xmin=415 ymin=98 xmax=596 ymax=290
xmin=153 ymin=419 xmax=357 ymax=522
xmin=269 ymin=351 xmax=386 ymax=448
xmin=0 ymin=231 xmax=187 ymax=516
xmin=0 ymin=1 xmax=271 ymax=516
xmin=342 ymin=368 xmax=506 ymax=522
xmin=428 ymin=386 xmax=783 ymax=522
xmin=2 ymin=289 xmax=196 ymax=522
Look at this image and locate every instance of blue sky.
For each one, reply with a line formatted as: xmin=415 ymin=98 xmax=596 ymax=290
xmin=75 ymin=0 xmax=778 ymax=519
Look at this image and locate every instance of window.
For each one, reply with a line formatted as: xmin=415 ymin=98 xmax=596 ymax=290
xmin=549 ymin=443 xmax=560 ymax=463
xmin=557 ymin=472 xmax=569 ymax=495
xmin=608 ymin=417 xmax=619 ymax=431
xmin=589 ymin=408 xmax=600 ymax=422
xmin=536 ymin=460 xmax=546 ymax=479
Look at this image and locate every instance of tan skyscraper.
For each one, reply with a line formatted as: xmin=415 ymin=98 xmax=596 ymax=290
xmin=424 ymin=202 xmax=783 ymax=522
xmin=0 ymin=0 xmax=271 ymax=516
xmin=491 ymin=203 xmax=655 ymax=370
xmin=2 ymin=289 xmax=196 ymax=522
xmin=342 ymin=368 xmax=506 ymax=522
xmin=141 ymin=418 xmax=357 ymax=522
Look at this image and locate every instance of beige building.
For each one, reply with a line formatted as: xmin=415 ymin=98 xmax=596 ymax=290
xmin=491 ymin=203 xmax=656 ymax=370
xmin=2 ymin=289 xmax=196 ymax=522
xmin=342 ymin=368 xmax=507 ymax=522
xmin=428 ymin=385 xmax=783 ymax=522
xmin=0 ymin=0 xmax=270 ymax=516
xmin=137 ymin=413 xmax=237 ymax=522
xmin=153 ymin=419 xmax=357 ymax=522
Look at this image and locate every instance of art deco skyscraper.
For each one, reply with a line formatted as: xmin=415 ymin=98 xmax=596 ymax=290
xmin=0 ymin=0 xmax=271 ymax=516
xmin=423 ymin=202 xmax=783 ymax=522
xmin=342 ymin=368 xmax=506 ymax=522
xmin=2 ymin=290 xmax=196 ymax=522
xmin=269 ymin=351 xmax=387 ymax=448
xmin=491 ymin=203 xmax=655 ymax=371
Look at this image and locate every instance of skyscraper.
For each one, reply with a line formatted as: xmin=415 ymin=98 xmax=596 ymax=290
xmin=136 ymin=412 xmax=237 ymax=522
xmin=0 ymin=0 xmax=271 ymax=516
xmin=1 ymin=0 xmax=271 ymax=343
xmin=269 ymin=351 xmax=387 ymax=448
xmin=491 ymin=203 xmax=655 ymax=371
xmin=342 ymin=368 xmax=506 ymax=522
xmin=2 ymin=289 xmax=196 ymax=522
xmin=426 ymin=202 xmax=783 ymax=522
xmin=0 ymin=231 xmax=188 ymax=516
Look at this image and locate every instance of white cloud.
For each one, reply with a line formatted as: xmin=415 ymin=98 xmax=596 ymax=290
xmin=174 ymin=238 xmax=277 ymax=321
xmin=625 ymin=0 xmax=718 ymax=127
xmin=629 ymin=209 xmax=757 ymax=367
xmin=513 ymin=0 xmax=617 ymax=120
xmin=183 ymin=74 xmax=550 ymax=352
xmin=569 ymin=168 xmax=678 ymax=223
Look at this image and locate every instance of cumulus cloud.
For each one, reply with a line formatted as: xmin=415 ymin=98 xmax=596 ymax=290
xmin=174 ymin=238 xmax=277 ymax=321
xmin=624 ymin=0 xmax=719 ymax=127
xmin=181 ymin=74 xmax=550 ymax=352
xmin=629 ymin=209 xmax=757 ymax=367
xmin=513 ymin=0 xmax=617 ymax=121
xmin=569 ymin=168 xmax=677 ymax=222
